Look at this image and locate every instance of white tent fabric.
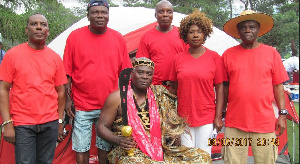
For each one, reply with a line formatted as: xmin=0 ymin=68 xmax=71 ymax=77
xmin=48 ymin=7 xmax=239 ymax=58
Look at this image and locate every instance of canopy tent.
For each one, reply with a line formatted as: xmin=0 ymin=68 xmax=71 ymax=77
xmin=48 ymin=7 xmax=240 ymax=57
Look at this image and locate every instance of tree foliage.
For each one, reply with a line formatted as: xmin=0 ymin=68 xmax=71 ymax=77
xmin=121 ymin=0 xmax=230 ymax=29
xmin=239 ymin=0 xmax=286 ymax=14
xmin=0 ymin=0 xmax=298 ymax=57
xmin=0 ymin=6 xmax=26 ymax=48
xmin=0 ymin=0 xmax=82 ymax=50
xmin=171 ymin=0 xmax=230 ymax=29
xmin=259 ymin=9 xmax=299 ymax=57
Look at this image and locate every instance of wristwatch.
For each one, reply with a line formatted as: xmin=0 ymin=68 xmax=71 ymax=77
xmin=279 ymin=109 xmax=288 ymax=115
xmin=58 ymin=119 xmax=63 ymax=124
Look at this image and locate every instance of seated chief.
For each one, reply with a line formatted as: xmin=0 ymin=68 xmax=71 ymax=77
xmin=97 ymin=57 xmax=212 ymax=163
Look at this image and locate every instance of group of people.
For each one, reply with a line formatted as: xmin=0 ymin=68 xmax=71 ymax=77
xmin=0 ymin=0 xmax=291 ymax=164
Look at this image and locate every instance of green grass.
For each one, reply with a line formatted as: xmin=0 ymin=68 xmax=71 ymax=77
xmin=287 ymin=102 xmax=299 ymax=164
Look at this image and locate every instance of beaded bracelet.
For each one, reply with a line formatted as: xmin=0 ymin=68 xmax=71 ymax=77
xmin=1 ymin=119 xmax=13 ymax=127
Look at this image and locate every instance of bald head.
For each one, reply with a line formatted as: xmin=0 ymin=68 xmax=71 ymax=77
xmin=154 ymin=0 xmax=173 ymax=31
xmin=155 ymin=0 xmax=173 ymax=13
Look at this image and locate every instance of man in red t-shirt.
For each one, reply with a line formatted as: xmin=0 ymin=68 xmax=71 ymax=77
xmin=63 ymin=0 xmax=132 ymax=163
xmin=0 ymin=14 xmax=67 ymax=164
xmin=136 ymin=0 xmax=187 ymax=87
xmin=222 ymin=10 xmax=289 ymax=164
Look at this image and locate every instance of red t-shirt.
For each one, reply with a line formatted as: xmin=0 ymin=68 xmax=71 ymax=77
xmin=63 ymin=27 xmax=132 ymax=111
xmin=222 ymin=44 xmax=289 ymax=133
xmin=0 ymin=43 xmax=67 ymax=126
xmin=169 ymin=48 xmax=226 ymax=127
xmin=136 ymin=26 xmax=187 ymax=85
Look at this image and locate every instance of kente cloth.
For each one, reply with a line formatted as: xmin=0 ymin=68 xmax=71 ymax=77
xmin=108 ymin=85 xmax=212 ymax=164
xmin=127 ymin=82 xmax=163 ymax=161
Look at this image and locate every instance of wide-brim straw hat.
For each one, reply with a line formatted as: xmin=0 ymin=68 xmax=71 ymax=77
xmin=223 ymin=10 xmax=274 ymax=39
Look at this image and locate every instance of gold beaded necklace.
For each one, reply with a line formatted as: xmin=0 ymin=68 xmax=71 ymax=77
xmin=133 ymin=92 xmax=150 ymax=131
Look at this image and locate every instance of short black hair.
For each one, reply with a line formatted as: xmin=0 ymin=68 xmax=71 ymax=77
xmin=26 ymin=13 xmax=47 ymax=27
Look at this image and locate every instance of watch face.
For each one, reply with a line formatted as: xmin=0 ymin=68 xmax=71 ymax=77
xmin=280 ymin=109 xmax=288 ymax=115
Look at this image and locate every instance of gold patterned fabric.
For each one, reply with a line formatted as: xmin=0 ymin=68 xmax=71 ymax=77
xmin=108 ymin=85 xmax=212 ymax=164
xmin=136 ymin=101 xmax=150 ymax=131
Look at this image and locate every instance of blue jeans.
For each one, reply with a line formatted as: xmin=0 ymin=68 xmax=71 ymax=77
xmin=14 ymin=120 xmax=58 ymax=164
xmin=72 ymin=109 xmax=111 ymax=152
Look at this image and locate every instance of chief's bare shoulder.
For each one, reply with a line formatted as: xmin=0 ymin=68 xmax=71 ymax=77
xmin=102 ymin=88 xmax=121 ymax=112
xmin=106 ymin=89 xmax=121 ymax=101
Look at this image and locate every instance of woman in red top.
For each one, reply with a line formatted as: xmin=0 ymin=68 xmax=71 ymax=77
xmin=169 ymin=11 xmax=226 ymax=155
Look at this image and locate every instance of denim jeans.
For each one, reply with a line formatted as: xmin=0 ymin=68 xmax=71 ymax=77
xmin=14 ymin=120 xmax=58 ymax=164
xmin=72 ymin=109 xmax=111 ymax=152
